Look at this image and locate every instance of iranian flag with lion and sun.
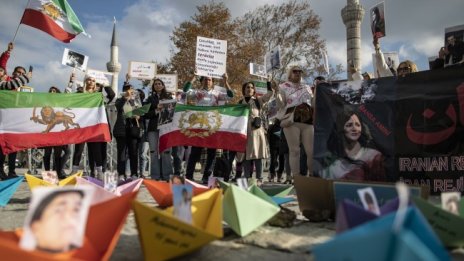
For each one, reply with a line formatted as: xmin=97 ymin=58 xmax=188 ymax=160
xmin=0 ymin=91 xmax=110 ymax=154
xmin=159 ymin=104 xmax=249 ymax=153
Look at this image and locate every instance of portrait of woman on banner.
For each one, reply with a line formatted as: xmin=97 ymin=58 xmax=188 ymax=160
xmin=318 ymin=109 xmax=385 ymax=181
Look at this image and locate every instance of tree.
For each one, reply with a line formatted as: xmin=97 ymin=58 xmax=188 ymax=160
xmin=169 ymin=1 xmax=332 ymax=100
xmin=238 ymin=0 xmax=327 ymax=81
xmin=170 ymin=2 xmax=240 ymax=92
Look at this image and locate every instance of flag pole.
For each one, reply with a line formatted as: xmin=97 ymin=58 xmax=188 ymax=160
xmin=12 ymin=0 xmax=32 ymax=43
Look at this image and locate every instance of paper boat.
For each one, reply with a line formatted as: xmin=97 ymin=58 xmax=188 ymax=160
xmin=0 ymin=176 xmax=24 ymax=207
xmin=336 ymin=198 xmax=404 ymax=233
xmin=413 ymin=196 xmax=464 ymax=248
xmin=143 ymin=179 xmax=209 ymax=207
xmin=313 ymin=207 xmax=451 ymax=261
xmin=0 ymin=191 xmax=138 ymax=260
xmin=132 ymin=189 xmax=223 ymax=261
xmin=223 ymin=184 xmax=280 ymax=237
xmin=76 ymin=177 xmax=143 ymax=205
xmin=25 ymin=172 xmax=83 ymax=190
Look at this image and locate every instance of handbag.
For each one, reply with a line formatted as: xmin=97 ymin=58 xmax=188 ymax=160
xmin=128 ymin=120 xmax=143 ymax=139
xmin=252 ymin=117 xmax=262 ymax=129
xmin=280 ymin=107 xmax=296 ymax=128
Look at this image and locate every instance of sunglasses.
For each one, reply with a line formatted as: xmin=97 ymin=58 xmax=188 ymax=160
xmin=397 ymin=66 xmax=411 ymax=73
xmin=293 ymin=70 xmax=303 ymax=73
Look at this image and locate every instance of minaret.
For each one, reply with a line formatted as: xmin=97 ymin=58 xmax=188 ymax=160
xmin=106 ymin=19 xmax=121 ymax=95
xmin=341 ymin=0 xmax=365 ymax=80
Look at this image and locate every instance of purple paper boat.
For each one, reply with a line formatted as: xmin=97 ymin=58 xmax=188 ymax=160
xmin=336 ymin=198 xmax=409 ymax=234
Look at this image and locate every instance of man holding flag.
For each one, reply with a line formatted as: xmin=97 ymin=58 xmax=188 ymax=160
xmin=161 ymin=72 xmax=237 ymax=184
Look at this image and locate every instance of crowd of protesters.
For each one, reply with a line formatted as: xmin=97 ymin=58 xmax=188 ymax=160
xmin=1 ymin=34 xmax=464 ymax=185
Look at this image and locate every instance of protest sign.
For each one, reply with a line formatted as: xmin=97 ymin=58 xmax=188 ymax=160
xmin=156 ymin=74 xmax=178 ymax=93
xmin=62 ymin=48 xmax=88 ymax=71
xmin=40 ymin=171 xmax=58 ymax=185
xmin=195 ymin=36 xmax=227 ymax=79
xmin=370 ymin=2 xmax=386 ymax=38
xmin=128 ymin=61 xmax=157 ymax=80
xmin=249 ymin=63 xmax=266 ymax=78
xmin=265 ymin=46 xmax=281 ymax=73
xmin=157 ymin=99 xmax=177 ymax=128
xmin=85 ymin=69 xmax=113 ymax=86
xmin=172 ymin=184 xmax=193 ymax=224
xmin=372 ymin=51 xmax=398 ymax=77
xmin=313 ymin=67 xmax=464 ymax=194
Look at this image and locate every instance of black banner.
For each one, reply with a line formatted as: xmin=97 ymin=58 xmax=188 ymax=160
xmin=313 ymin=66 xmax=464 ymax=194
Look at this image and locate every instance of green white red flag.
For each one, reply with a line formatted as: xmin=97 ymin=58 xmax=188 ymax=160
xmin=20 ymin=0 xmax=87 ymax=43
xmin=0 ymin=91 xmax=110 ymax=154
xmin=159 ymin=104 xmax=249 ymax=152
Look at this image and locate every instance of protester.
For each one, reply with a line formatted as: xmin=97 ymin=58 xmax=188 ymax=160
xmin=267 ymin=119 xmax=285 ymax=183
xmin=83 ymin=75 xmax=115 ymax=178
xmin=41 ymin=87 xmax=67 ymax=179
xmin=318 ymin=110 xmax=385 ymax=181
xmin=237 ymin=81 xmax=275 ymax=185
xmin=276 ymin=65 xmax=314 ymax=180
xmin=136 ymin=89 xmax=149 ymax=177
xmin=444 ymin=34 xmax=464 ymax=66
xmin=145 ymin=78 xmax=174 ymax=181
xmin=114 ymin=83 xmax=143 ymax=181
xmin=396 ymin=60 xmax=418 ymax=77
xmin=183 ymin=73 xmax=234 ymax=183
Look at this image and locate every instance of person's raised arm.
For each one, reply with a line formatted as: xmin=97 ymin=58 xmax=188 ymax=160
xmin=373 ymin=36 xmax=393 ymax=77
xmin=222 ymin=73 xmax=234 ymax=97
xmin=0 ymin=42 xmax=13 ymax=71
xmin=183 ymin=71 xmax=197 ymax=92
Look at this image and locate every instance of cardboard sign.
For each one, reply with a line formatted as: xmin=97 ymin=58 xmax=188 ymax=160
xmin=129 ymin=61 xmax=157 ymax=80
xmin=85 ymin=69 xmax=113 ymax=86
xmin=156 ymin=74 xmax=178 ymax=93
xmin=62 ymin=48 xmax=88 ymax=71
xmin=195 ymin=36 xmax=227 ymax=79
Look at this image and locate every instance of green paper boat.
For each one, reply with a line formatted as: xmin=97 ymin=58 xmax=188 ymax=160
xmin=413 ymin=196 xmax=464 ymax=248
xmin=223 ymin=184 xmax=280 ymax=237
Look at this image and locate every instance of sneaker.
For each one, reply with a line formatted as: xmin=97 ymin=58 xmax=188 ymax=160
xmin=130 ymin=175 xmax=139 ymax=180
xmin=118 ymin=175 xmax=126 ymax=183
xmin=7 ymin=172 xmax=19 ymax=179
xmin=57 ymin=174 xmax=67 ymax=180
xmin=0 ymin=171 xmax=8 ymax=180
xmin=257 ymin=179 xmax=263 ymax=187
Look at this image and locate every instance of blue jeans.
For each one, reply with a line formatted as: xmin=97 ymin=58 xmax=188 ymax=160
xmin=148 ymin=131 xmax=173 ymax=180
xmin=139 ymin=141 xmax=150 ymax=176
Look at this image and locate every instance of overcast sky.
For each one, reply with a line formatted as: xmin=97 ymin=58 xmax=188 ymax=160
xmin=0 ymin=0 xmax=462 ymax=92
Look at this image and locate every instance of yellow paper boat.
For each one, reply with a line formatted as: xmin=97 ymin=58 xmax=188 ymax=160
xmin=132 ymin=189 xmax=223 ymax=261
xmin=25 ymin=172 xmax=83 ymax=190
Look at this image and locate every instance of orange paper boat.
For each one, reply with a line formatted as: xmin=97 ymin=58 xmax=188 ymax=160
xmin=0 ymin=190 xmax=137 ymax=261
xmin=143 ymin=179 xmax=209 ymax=207
xmin=133 ymin=189 xmax=223 ymax=261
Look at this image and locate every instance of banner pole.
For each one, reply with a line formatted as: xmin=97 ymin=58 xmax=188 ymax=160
xmin=12 ymin=0 xmax=32 ymax=43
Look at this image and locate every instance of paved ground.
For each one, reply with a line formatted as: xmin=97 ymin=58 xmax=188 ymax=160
xmin=1 ymin=169 xmax=464 ymax=260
